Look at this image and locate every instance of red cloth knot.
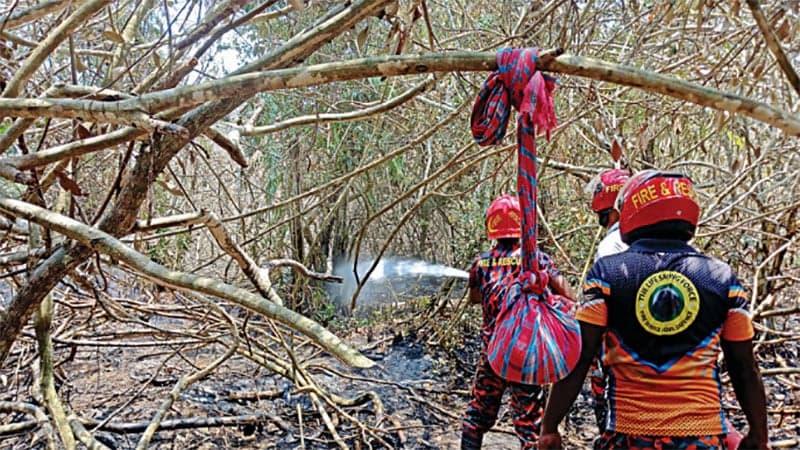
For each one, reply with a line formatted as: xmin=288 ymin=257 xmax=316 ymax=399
xmin=518 ymin=270 xmax=549 ymax=296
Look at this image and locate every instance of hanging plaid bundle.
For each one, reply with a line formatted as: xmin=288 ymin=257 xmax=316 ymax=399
xmin=471 ymin=48 xmax=581 ymax=385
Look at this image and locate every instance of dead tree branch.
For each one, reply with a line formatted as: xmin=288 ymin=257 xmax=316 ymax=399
xmin=2 ymin=0 xmax=112 ymax=98
xmin=0 ymin=0 xmax=390 ymax=366
xmin=0 ymin=0 xmax=72 ymax=30
xmin=240 ymin=76 xmax=437 ymax=136
xmin=77 ymin=413 xmax=291 ymax=434
xmin=0 ymin=401 xmax=56 ymax=449
xmin=67 ymin=416 xmax=111 ymax=450
xmin=0 ymin=197 xmax=374 ymax=368
xmin=3 ymin=51 xmax=798 ymax=135
xmin=746 ymin=0 xmax=800 ymax=96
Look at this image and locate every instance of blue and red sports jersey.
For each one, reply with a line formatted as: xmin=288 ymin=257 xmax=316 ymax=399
xmin=577 ymin=238 xmax=754 ymax=437
xmin=469 ymin=241 xmax=559 ymax=348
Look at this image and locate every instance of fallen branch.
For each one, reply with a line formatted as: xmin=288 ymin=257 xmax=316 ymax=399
xmin=310 ymin=392 xmax=348 ymax=450
xmin=225 ymin=389 xmax=283 ymax=402
xmin=0 ymin=197 xmax=374 ymax=368
xmin=760 ymin=367 xmax=800 ymax=376
xmin=771 ymin=439 xmax=799 ymax=449
xmin=725 ymin=405 xmax=800 ymax=414
xmin=68 ymin=415 xmax=111 ymax=450
xmin=134 ymin=295 xmax=238 ymax=450
xmin=296 ymin=403 xmax=306 ymax=448
xmin=0 ymin=401 xmax=56 ymax=449
xmin=79 ymin=413 xmax=292 ymax=433
xmin=755 ymin=305 xmax=800 ymax=319
xmin=0 ymin=419 xmax=37 ymax=435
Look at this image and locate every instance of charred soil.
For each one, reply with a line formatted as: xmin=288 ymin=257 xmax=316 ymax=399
xmin=1 ymin=286 xmax=798 ymax=449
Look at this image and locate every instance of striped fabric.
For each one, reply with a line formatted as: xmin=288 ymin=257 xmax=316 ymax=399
xmin=472 ymin=48 xmax=581 ymax=385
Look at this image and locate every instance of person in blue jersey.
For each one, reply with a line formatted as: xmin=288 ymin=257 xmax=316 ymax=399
xmin=539 ymin=170 xmax=768 ymax=450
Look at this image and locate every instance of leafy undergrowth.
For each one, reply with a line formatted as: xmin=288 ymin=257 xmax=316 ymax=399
xmin=0 ymin=292 xmax=798 ymax=449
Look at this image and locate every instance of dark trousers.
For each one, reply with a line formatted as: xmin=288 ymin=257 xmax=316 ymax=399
xmin=462 ymin=354 xmax=544 ymax=449
xmin=589 ymin=353 xmax=607 ymax=434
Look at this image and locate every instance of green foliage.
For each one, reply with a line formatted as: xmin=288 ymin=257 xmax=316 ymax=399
xmin=313 ymin=301 xmax=339 ymax=326
xmin=387 ymin=155 xmax=405 ymax=184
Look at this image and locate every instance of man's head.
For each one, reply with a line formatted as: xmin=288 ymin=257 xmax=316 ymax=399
xmin=588 ymin=169 xmax=630 ymax=228
xmin=615 ymin=170 xmax=700 ymax=244
xmin=485 ymin=194 xmax=521 ymax=241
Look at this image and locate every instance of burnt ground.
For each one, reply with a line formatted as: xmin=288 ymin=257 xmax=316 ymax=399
xmin=1 ymin=286 xmax=799 ymax=449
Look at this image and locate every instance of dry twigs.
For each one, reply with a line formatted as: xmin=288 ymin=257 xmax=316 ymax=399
xmin=0 ymin=0 xmax=798 ymax=447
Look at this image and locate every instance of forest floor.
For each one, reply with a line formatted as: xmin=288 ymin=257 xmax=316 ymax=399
xmin=1 ymin=286 xmax=799 ymax=449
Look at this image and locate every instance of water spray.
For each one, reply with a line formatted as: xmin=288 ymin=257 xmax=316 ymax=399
xmin=370 ymin=259 xmax=469 ymax=280
xmin=327 ymin=257 xmax=468 ymax=311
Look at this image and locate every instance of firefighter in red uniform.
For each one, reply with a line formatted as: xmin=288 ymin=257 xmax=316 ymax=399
xmin=539 ymin=171 xmax=769 ymax=450
xmin=462 ymin=194 xmax=575 ymax=450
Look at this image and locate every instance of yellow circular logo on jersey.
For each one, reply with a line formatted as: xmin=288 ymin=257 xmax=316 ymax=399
xmin=635 ymin=271 xmax=700 ymax=336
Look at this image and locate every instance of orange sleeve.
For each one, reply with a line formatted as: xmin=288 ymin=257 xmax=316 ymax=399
xmin=577 ymin=299 xmax=608 ymax=327
xmin=579 ymin=275 xmax=610 ymax=327
xmin=722 ymin=284 xmax=754 ymax=341
xmin=721 ymin=308 xmax=754 ymax=341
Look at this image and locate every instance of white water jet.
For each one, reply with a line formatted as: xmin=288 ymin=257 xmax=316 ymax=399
xmin=327 ymin=257 xmax=468 ymax=310
xmin=371 ymin=259 xmax=469 ymax=280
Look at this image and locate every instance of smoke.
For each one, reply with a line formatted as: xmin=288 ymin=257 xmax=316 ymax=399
xmin=326 ymin=257 xmax=468 ymax=311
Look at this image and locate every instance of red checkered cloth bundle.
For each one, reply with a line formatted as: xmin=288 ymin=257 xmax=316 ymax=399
xmin=471 ymin=48 xmax=581 ymax=385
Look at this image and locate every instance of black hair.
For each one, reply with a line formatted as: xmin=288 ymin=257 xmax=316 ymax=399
xmin=622 ymin=220 xmax=695 ymax=244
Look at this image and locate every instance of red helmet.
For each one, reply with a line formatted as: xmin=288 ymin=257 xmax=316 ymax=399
xmin=589 ymin=169 xmax=631 ymax=212
xmin=486 ymin=194 xmax=521 ymax=240
xmin=616 ymin=170 xmax=700 ymax=243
